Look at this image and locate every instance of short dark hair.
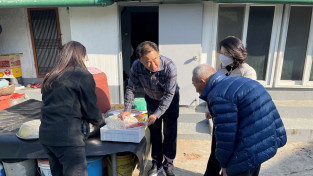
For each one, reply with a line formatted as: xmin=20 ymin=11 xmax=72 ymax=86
xmin=219 ymin=36 xmax=247 ymax=68
xmin=136 ymin=41 xmax=159 ymax=59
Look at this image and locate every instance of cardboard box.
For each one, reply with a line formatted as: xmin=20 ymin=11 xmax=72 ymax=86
xmin=0 ymin=67 xmax=22 ymax=78
xmin=0 ymin=54 xmax=21 ymax=68
xmin=100 ymin=125 xmax=145 ymax=143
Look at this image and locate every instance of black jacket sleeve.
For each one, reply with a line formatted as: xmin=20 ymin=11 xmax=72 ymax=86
xmin=79 ymin=72 xmax=105 ymax=128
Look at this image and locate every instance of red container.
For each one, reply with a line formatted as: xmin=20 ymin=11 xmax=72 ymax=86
xmin=88 ymin=67 xmax=111 ymax=114
xmin=10 ymin=93 xmax=25 ymax=100
xmin=0 ymin=94 xmax=11 ymax=110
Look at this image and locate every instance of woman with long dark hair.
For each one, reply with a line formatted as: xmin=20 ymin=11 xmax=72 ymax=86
xmin=39 ymin=41 xmax=104 ymax=176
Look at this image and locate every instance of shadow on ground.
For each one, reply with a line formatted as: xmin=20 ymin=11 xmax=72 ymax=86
xmin=261 ymin=142 xmax=313 ymax=176
xmin=134 ymin=160 xmax=203 ymax=176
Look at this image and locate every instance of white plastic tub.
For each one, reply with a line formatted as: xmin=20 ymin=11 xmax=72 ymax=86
xmin=37 ymin=159 xmax=52 ymax=176
xmin=37 ymin=158 xmax=102 ymax=176
xmin=100 ymin=125 xmax=145 ymax=143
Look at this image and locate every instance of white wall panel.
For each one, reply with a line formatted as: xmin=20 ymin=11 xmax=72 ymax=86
xmin=58 ymin=7 xmax=72 ymax=44
xmin=159 ymin=4 xmax=203 ymax=106
xmin=69 ymin=4 xmax=121 ymax=103
xmin=0 ymin=8 xmax=36 ymax=78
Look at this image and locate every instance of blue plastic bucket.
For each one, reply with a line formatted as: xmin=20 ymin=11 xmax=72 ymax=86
xmin=87 ymin=157 xmax=103 ymax=176
xmin=0 ymin=162 xmax=5 ymax=176
xmin=37 ymin=157 xmax=103 ymax=176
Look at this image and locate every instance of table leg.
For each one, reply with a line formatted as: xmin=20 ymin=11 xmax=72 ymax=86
xmin=111 ymin=153 xmax=117 ymax=176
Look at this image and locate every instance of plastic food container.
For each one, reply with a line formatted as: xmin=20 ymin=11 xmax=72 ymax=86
xmin=100 ymin=125 xmax=145 ymax=143
xmin=16 ymin=119 xmax=41 ymax=140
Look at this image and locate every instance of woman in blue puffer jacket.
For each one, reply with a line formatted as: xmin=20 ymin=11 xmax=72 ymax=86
xmin=192 ymin=64 xmax=287 ymax=176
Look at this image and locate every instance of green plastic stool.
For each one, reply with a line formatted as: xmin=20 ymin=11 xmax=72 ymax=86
xmin=134 ymin=98 xmax=147 ymax=111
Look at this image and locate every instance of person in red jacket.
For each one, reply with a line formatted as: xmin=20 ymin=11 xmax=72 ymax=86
xmin=39 ymin=41 xmax=105 ymax=176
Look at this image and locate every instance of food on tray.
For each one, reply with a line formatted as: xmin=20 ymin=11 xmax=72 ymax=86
xmin=16 ymin=119 xmax=41 ymax=140
xmin=105 ymin=114 xmax=138 ymax=129
xmin=106 ymin=109 xmax=147 ymax=117
xmin=134 ymin=113 xmax=148 ymax=121
xmin=112 ymin=104 xmax=124 ymax=110
xmin=124 ymin=116 xmax=138 ymax=124
xmin=125 ymin=122 xmax=146 ymax=129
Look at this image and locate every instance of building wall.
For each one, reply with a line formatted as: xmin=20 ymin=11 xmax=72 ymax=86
xmin=159 ymin=3 xmax=204 ymax=105
xmin=69 ymin=3 xmax=121 ymax=104
xmin=58 ymin=7 xmax=72 ymax=44
xmin=1 ymin=2 xmax=312 ymax=104
xmin=201 ymin=1 xmax=218 ymax=67
xmin=0 ymin=5 xmax=122 ymax=104
xmin=0 ymin=8 xmax=36 ymax=78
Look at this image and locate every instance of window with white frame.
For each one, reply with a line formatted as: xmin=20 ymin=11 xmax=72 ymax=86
xmin=215 ymin=4 xmax=283 ymax=86
xmin=216 ymin=5 xmax=245 ymax=68
xmin=246 ymin=6 xmax=275 ymax=81
xmin=275 ymin=5 xmax=313 ymax=87
xmin=217 ymin=6 xmax=245 ymax=46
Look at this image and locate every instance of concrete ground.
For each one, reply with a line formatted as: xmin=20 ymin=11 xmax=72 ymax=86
xmin=133 ymin=140 xmax=313 ymax=176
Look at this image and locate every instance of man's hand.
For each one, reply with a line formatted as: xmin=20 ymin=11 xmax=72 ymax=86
xmin=222 ymin=168 xmax=227 ymax=176
xmin=118 ymin=111 xmax=130 ymax=120
xmin=205 ymin=112 xmax=212 ymax=120
xmin=147 ymin=114 xmax=157 ymax=125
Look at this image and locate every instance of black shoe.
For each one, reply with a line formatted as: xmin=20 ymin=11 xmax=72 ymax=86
xmin=148 ymin=163 xmax=163 ymax=176
xmin=164 ymin=168 xmax=175 ymax=176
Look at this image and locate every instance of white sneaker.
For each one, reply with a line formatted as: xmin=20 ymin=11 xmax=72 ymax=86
xmin=148 ymin=164 xmax=164 ymax=176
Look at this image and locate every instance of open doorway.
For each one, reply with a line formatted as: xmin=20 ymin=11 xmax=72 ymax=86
xmin=121 ymin=6 xmax=158 ymax=98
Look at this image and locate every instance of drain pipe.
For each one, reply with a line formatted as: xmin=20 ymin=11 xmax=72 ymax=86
xmin=0 ymin=0 xmax=114 ymax=8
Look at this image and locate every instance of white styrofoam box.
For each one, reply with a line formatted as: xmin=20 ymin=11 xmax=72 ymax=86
xmin=100 ymin=125 xmax=145 ymax=143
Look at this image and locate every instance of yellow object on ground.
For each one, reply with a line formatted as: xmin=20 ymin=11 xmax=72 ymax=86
xmin=107 ymin=153 xmax=135 ymax=176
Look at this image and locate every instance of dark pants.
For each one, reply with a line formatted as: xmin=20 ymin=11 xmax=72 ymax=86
xmin=204 ymin=125 xmax=222 ymax=176
xmin=146 ymin=92 xmax=179 ymax=170
xmin=42 ymin=145 xmax=87 ymax=176
xmin=204 ymin=127 xmax=261 ymax=176
xmin=227 ymin=165 xmax=261 ymax=176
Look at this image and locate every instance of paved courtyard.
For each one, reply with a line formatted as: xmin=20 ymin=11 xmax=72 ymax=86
xmin=133 ymin=140 xmax=313 ymax=176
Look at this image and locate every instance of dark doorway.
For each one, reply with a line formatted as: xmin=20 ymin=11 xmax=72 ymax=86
xmin=131 ymin=12 xmax=159 ymax=65
xmin=121 ymin=7 xmax=158 ymax=97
